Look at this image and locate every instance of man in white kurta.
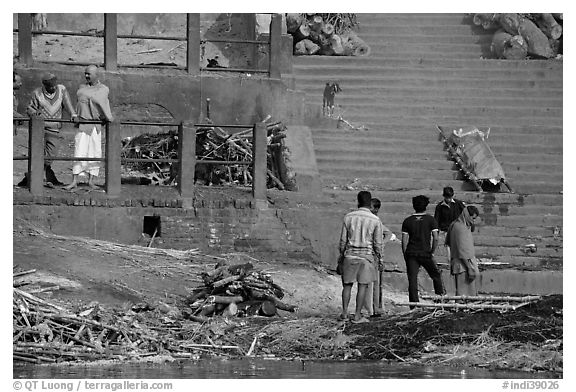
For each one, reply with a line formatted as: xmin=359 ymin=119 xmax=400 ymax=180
xmin=65 ymin=65 xmax=114 ymax=190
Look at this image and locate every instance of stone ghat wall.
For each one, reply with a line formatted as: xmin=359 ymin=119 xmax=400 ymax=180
xmin=13 ymin=196 xmax=317 ymax=259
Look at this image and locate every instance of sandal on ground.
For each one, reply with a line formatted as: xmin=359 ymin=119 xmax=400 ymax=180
xmin=351 ymin=317 xmax=370 ymax=324
xmin=337 ymin=314 xmax=348 ymax=321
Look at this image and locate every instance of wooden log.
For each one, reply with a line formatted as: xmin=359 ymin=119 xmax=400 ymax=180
xmin=340 ymin=30 xmax=370 ymax=56
xmin=259 ymin=300 xmax=277 ymax=317
xmin=212 ymin=275 xmax=241 ymax=288
xmin=286 ymin=13 xmax=303 ymax=34
xmin=517 ymin=16 xmax=554 ymax=58
xmin=200 ymin=304 xmax=216 ymax=316
xmin=552 ymin=13 xmax=563 ymax=23
xmin=310 ymin=15 xmax=324 ymax=33
xmin=294 ymin=40 xmax=307 ymax=55
xmin=491 ymin=29 xmax=527 ymax=59
xmin=322 ymin=23 xmax=335 ymax=37
xmin=329 ymin=34 xmax=344 ymax=55
xmin=303 ymin=39 xmax=320 ymax=55
xmin=533 ymin=13 xmax=562 ymax=39
xmin=223 ymin=302 xmax=238 ymax=317
xmin=208 ymin=295 xmax=244 ymax=304
xmin=293 ymin=23 xmax=310 ymax=42
xmin=13 ymin=269 xmax=37 ymax=278
xmin=473 ymin=14 xmax=497 ymax=30
xmin=248 ymin=288 xmax=297 ymax=312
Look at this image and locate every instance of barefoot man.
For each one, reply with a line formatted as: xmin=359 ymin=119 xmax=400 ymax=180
xmin=338 ymin=191 xmax=383 ymax=324
xmin=65 ymin=65 xmax=114 ymax=190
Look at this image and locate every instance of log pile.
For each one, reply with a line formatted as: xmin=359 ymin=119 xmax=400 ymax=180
xmin=120 ymin=117 xmax=295 ymax=190
xmin=472 ymin=13 xmax=563 ymax=59
xmin=286 ymin=13 xmax=370 ymax=56
xmin=185 ymin=262 xmax=297 ymax=319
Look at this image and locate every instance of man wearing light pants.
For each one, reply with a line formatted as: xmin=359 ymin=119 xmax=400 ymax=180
xmin=64 ymin=65 xmax=114 ymax=190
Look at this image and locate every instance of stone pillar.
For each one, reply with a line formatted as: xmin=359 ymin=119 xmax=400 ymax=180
xmin=28 ymin=116 xmax=44 ymax=196
xmin=186 ymin=14 xmax=200 ymax=75
xmin=17 ymin=13 xmax=33 ymax=66
xmin=104 ymin=14 xmax=118 ymax=71
xmin=105 ymin=122 xmax=121 ymax=196
xmin=179 ymin=120 xmax=196 ymax=201
xmin=252 ymin=122 xmax=267 ymax=203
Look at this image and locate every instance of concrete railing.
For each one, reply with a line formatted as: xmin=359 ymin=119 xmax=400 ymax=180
xmin=13 ymin=117 xmax=268 ymax=201
xmin=15 ymin=13 xmax=283 ymax=78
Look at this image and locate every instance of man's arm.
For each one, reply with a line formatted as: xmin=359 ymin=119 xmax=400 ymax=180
xmin=26 ymin=91 xmax=41 ymax=116
xmin=431 ymin=230 xmax=439 ymax=255
xmin=373 ymin=220 xmax=384 ymax=269
xmin=401 ymin=233 xmax=409 ymax=256
xmin=61 ymin=86 xmax=78 ymax=119
xmin=338 ymin=220 xmax=348 ymax=256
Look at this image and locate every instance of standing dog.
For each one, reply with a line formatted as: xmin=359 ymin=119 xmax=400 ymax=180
xmin=323 ymin=82 xmax=342 ymax=117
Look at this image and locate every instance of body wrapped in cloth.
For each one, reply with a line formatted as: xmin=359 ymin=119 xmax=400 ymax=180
xmin=437 ymin=125 xmax=513 ymax=192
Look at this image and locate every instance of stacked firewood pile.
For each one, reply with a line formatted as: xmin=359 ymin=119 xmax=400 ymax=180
xmin=185 ymin=262 xmax=297 ymax=319
xmin=286 ymin=13 xmax=370 ymax=56
xmin=120 ymin=118 xmax=295 ymax=190
xmin=472 ymin=13 xmax=563 ymax=59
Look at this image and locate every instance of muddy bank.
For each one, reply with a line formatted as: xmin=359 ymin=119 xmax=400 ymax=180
xmin=12 ymin=221 xmax=562 ymax=376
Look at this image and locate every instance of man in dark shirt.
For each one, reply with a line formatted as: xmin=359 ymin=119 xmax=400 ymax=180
xmin=434 ymin=187 xmax=466 ymax=264
xmin=434 ymin=186 xmax=466 ymax=232
xmin=401 ymin=195 xmax=445 ymax=306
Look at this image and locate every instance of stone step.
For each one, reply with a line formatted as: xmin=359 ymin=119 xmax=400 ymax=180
xmin=317 ymin=164 xmax=561 ymax=184
xmin=355 ymin=32 xmax=494 ymax=44
xmin=322 ymin=175 xmax=562 ymax=195
xmin=316 ymin=156 xmax=561 ymax=174
xmin=294 ymin=74 xmax=563 ymax=90
xmin=292 ymin=56 xmax=563 ymax=71
xmin=297 ymin=86 xmax=562 ymax=102
xmin=310 ymin=123 xmax=563 ymax=136
xmin=314 ymin=113 xmax=562 ymax=127
xmin=316 ymin=198 xmax=562 ymax=217
xmin=313 ymin=128 xmax=563 ymax=145
xmin=321 ymin=189 xmax=563 ymax=206
xmin=320 ymin=107 xmax=562 ymax=123
xmin=303 ymin=94 xmax=562 ymax=110
xmin=356 ymin=13 xmax=473 ymax=24
xmin=314 ymin=150 xmax=563 ymax=171
xmin=293 ymin=65 xmax=563 ymax=81
xmin=314 ymin=137 xmax=562 ymax=155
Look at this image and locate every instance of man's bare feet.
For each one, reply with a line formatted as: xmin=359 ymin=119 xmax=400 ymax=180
xmin=63 ymin=182 xmax=77 ymax=191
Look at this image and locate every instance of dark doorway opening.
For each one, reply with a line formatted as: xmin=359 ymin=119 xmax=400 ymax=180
xmin=143 ymin=215 xmax=161 ymax=237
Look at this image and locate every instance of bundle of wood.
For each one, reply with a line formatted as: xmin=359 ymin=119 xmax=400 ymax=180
xmin=185 ymin=262 xmax=297 ymax=319
xmin=120 ymin=118 xmax=294 ymax=190
xmin=286 ymin=13 xmax=370 ymax=56
xmin=473 ymin=13 xmax=563 ymax=59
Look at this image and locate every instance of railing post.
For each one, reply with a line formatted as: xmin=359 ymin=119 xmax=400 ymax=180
xmin=245 ymin=14 xmax=258 ymax=69
xmin=104 ymin=13 xmax=118 ymax=71
xmin=28 ymin=116 xmax=44 ymax=196
xmin=186 ymin=13 xmax=200 ymax=75
xmin=252 ymin=122 xmax=267 ymax=202
xmin=268 ymin=13 xmax=282 ymax=79
xmin=178 ymin=121 xmax=196 ymax=200
xmin=105 ymin=122 xmax=121 ymax=196
xmin=17 ymin=13 xmax=33 ymax=66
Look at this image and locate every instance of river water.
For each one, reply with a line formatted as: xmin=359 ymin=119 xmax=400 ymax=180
xmin=13 ymin=359 xmax=559 ymax=379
